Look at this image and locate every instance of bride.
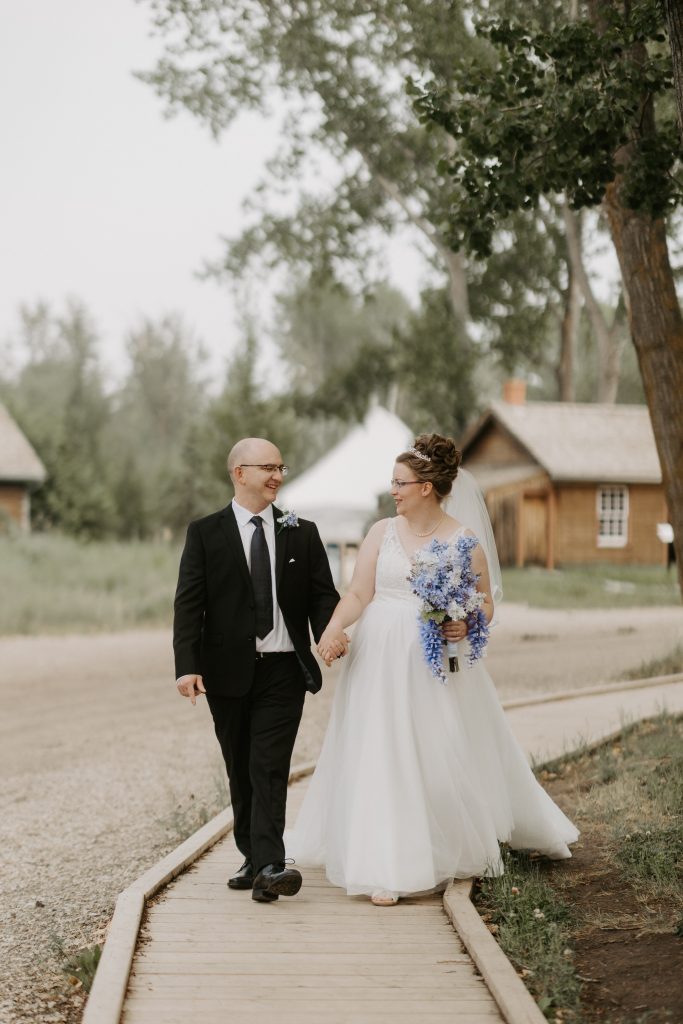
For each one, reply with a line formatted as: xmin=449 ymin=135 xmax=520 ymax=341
xmin=286 ymin=433 xmax=578 ymax=906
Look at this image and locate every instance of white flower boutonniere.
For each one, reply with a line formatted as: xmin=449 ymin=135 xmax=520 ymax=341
xmin=277 ymin=509 xmax=299 ymax=530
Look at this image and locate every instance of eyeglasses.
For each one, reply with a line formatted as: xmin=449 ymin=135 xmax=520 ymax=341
xmin=238 ymin=464 xmax=289 ymax=476
xmin=390 ymin=479 xmax=422 ymax=490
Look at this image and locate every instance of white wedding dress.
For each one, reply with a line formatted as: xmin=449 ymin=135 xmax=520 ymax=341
xmin=287 ymin=519 xmax=579 ymax=897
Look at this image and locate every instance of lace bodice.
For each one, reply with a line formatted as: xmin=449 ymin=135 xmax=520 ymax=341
xmin=374 ymin=518 xmax=466 ymax=603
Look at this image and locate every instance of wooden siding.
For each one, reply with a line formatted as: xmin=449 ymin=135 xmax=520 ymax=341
xmin=554 ymin=484 xmax=668 ymax=565
xmin=486 ymin=473 xmax=550 ymax=568
xmin=0 ymin=484 xmax=28 ymax=530
xmin=465 ymin=421 xmax=533 ymax=467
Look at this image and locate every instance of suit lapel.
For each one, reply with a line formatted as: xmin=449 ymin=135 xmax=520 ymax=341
xmin=218 ymin=504 xmax=253 ymax=592
xmin=273 ymin=504 xmax=288 ymax=588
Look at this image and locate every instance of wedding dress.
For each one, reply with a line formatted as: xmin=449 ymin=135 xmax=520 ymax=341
xmin=286 ymin=518 xmax=579 ymax=898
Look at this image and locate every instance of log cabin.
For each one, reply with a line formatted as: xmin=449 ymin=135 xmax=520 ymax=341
xmin=460 ymin=381 xmax=667 ymax=569
xmin=0 ymin=402 xmax=46 ymax=532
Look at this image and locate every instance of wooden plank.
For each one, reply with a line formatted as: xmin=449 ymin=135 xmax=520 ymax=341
xmin=125 ymin=996 xmax=500 ymax=1011
xmin=82 ymin=889 xmax=144 ymax=1024
xmin=117 ymin=773 xmax=505 ymax=1024
xmin=128 ymin=984 xmax=491 ymax=1000
xmin=133 ymin=946 xmax=466 ymax=958
xmin=128 ymin=964 xmax=475 ymax=978
xmin=131 ymin=946 xmax=473 ymax=962
xmin=123 ymin=1013 xmax=502 ymax=1024
xmin=444 ymin=881 xmax=545 ymax=1024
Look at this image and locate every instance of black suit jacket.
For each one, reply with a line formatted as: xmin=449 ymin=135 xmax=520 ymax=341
xmin=173 ymin=503 xmax=340 ymax=697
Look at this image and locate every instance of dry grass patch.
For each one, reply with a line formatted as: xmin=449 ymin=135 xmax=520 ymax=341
xmin=475 ymin=713 xmax=683 ymax=1023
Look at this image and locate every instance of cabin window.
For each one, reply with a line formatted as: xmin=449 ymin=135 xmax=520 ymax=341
xmin=596 ymin=486 xmax=629 ymax=548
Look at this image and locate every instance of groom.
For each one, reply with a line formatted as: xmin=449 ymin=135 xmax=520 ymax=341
xmin=173 ymin=437 xmax=342 ymax=902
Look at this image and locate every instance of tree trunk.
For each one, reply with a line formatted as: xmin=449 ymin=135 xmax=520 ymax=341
xmin=562 ymin=204 xmax=622 ymax=402
xmin=442 ymin=248 xmax=471 ymax=327
xmin=558 ymin=262 xmax=579 ymax=401
xmin=603 ymin=185 xmax=683 ymax=592
xmin=588 ymin=0 xmax=683 ymax=591
xmin=664 ymin=0 xmax=683 ymax=140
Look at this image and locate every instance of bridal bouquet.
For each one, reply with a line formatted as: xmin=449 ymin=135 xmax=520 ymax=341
xmin=407 ymin=535 xmax=490 ymax=684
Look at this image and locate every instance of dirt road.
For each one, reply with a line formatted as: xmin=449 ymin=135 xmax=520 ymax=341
xmin=1 ymin=603 xmax=681 ymax=1023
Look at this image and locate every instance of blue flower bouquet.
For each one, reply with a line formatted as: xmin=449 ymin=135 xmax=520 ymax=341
xmin=407 ymin=535 xmax=490 ymax=684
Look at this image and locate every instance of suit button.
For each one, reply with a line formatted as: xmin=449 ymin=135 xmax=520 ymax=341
xmin=247 ymin=635 xmax=254 ymax=640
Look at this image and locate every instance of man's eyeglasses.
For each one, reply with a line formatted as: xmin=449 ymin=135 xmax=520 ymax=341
xmin=239 ymin=464 xmax=289 ymax=476
xmin=390 ymin=479 xmax=421 ymax=490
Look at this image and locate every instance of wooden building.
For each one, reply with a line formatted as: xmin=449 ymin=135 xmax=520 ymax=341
xmin=461 ymin=382 xmax=667 ymax=569
xmin=0 ymin=402 xmax=46 ymax=532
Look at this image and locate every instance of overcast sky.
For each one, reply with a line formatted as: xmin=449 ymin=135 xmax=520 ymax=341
xmin=1 ymin=1 xmax=619 ymax=388
xmin=0 ymin=1 xmax=290 ymax=384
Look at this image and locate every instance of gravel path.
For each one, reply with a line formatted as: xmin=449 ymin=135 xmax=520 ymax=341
xmin=2 ymin=603 xmax=681 ymax=1023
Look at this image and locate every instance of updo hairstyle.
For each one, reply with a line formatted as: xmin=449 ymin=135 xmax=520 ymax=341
xmin=396 ymin=433 xmax=462 ymax=500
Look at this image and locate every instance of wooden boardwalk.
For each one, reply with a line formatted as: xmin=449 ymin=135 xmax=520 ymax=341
xmin=122 ymin=780 xmax=503 ymax=1024
xmin=117 ymin=678 xmax=683 ymax=1024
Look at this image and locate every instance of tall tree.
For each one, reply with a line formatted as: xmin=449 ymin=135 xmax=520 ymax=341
xmin=664 ymin=0 xmax=683 ymax=138
xmin=139 ymin=0 xmax=600 ymax=391
xmin=1 ymin=302 xmax=115 ymax=537
xmin=411 ymin=0 xmax=683 ymax=589
xmin=108 ymin=315 xmax=207 ymax=534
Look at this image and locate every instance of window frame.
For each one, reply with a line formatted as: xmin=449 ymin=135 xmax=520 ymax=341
xmin=596 ymin=485 xmax=629 ymax=549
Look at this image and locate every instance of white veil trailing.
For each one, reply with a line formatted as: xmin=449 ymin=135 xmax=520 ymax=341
xmin=443 ymin=467 xmax=503 ymax=613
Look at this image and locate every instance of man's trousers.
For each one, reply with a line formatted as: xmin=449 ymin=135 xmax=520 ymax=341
xmin=206 ymin=652 xmax=307 ymax=874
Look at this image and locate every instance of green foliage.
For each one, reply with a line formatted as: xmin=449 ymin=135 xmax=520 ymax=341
xmin=501 ymin=564 xmax=681 ymax=609
xmin=0 ymin=533 xmax=180 ymax=635
xmin=410 ymin=1 xmax=680 ymax=258
xmin=58 ymin=942 xmax=102 ymax=993
xmin=108 ymin=315 xmax=209 ymax=536
xmin=274 ymin=273 xmax=479 ymax=434
xmin=1 ymin=302 xmax=116 ymax=538
xmin=1 ymin=304 xmax=229 ymax=539
xmin=618 ymin=641 xmax=683 ymax=680
xmin=395 ymin=286 xmax=479 ymax=434
xmin=615 ymin=824 xmax=683 ymax=890
xmin=476 ymin=849 xmax=580 ymax=1021
xmin=139 ymin=0 xmax=588 ymax=380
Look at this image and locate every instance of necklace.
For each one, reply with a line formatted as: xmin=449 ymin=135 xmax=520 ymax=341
xmin=408 ymin=513 xmax=445 ymax=538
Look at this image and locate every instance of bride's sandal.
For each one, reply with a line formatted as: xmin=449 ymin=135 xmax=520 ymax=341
xmin=371 ymin=890 xmax=399 ymax=906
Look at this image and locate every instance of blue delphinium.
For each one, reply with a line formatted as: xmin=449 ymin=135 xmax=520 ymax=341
xmin=407 ymin=535 xmax=490 ymax=684
xmin=276 ymin=509 xmax=299 ymax=530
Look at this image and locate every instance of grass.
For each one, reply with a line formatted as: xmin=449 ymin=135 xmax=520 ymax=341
xmin=0 ymin=533 xmax=181 ymax=635
xmin=476 ymin=850 xmax=581 ymax=1021
xmin=159 ymin=760 xmax=230 ymax=845
xmin=476 ymin=713 xmax=683 ymax=1021
xmin=502 ymin=564 xmax=680 ymax=609
xmin=51 ymin=935 xmax=102 ymax=993
xmin=0 ymin=534 xmax=679 ymax=636
xmin=616 ymin=642 xmax=683 ymax=681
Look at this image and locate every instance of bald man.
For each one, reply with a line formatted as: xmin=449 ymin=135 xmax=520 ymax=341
xmin=173 ymin=438 xmax=341 ymax=902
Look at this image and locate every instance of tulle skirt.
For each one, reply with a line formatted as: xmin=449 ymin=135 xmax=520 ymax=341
xmin=287 ymin=594 xmax=579 ymax=897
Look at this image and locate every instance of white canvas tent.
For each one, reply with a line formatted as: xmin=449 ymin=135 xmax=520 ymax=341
xmin=278 ymin=405 xmax=413 ymax=582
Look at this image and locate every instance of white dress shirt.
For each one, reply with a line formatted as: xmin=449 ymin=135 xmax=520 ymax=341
xmin=231 ymin=499 xmax=295 ymax=653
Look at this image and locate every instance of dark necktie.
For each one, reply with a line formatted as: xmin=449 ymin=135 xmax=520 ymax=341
xmin=250 ymin=515 xmax=274 ymax=639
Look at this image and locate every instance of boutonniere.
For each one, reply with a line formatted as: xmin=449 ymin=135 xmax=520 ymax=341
xmin=276 ymin=509 xmax=299 ymax=531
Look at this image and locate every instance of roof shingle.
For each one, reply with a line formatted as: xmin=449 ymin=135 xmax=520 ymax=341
xmin=473 ymin=401 xmax=662 ymax=484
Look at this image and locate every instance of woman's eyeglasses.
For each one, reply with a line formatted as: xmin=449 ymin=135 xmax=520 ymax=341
xmin=390 ymin=479 xmax=421 ymax=490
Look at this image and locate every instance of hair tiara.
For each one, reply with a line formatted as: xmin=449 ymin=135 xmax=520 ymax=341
xmin=407 ymin=446 xmax=431 ymax=462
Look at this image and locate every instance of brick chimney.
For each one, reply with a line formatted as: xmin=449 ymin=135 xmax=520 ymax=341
xmin=502 ymin=378 xmax=527 ymax=405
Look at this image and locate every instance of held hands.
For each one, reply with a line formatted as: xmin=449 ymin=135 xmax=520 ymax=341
xmin=176 ymin=674 xmax=206 ymax=705
xmin=317 ymin=626 xmax=351 ymax=667
xmin=442 ymin=619 xmax=468 ymax=643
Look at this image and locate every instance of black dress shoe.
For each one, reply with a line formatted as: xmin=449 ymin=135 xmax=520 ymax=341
xmin=252 ymin=862 xmax=302 ymax=902
xmin=227 ymin=858 xmax=254 ymax=890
